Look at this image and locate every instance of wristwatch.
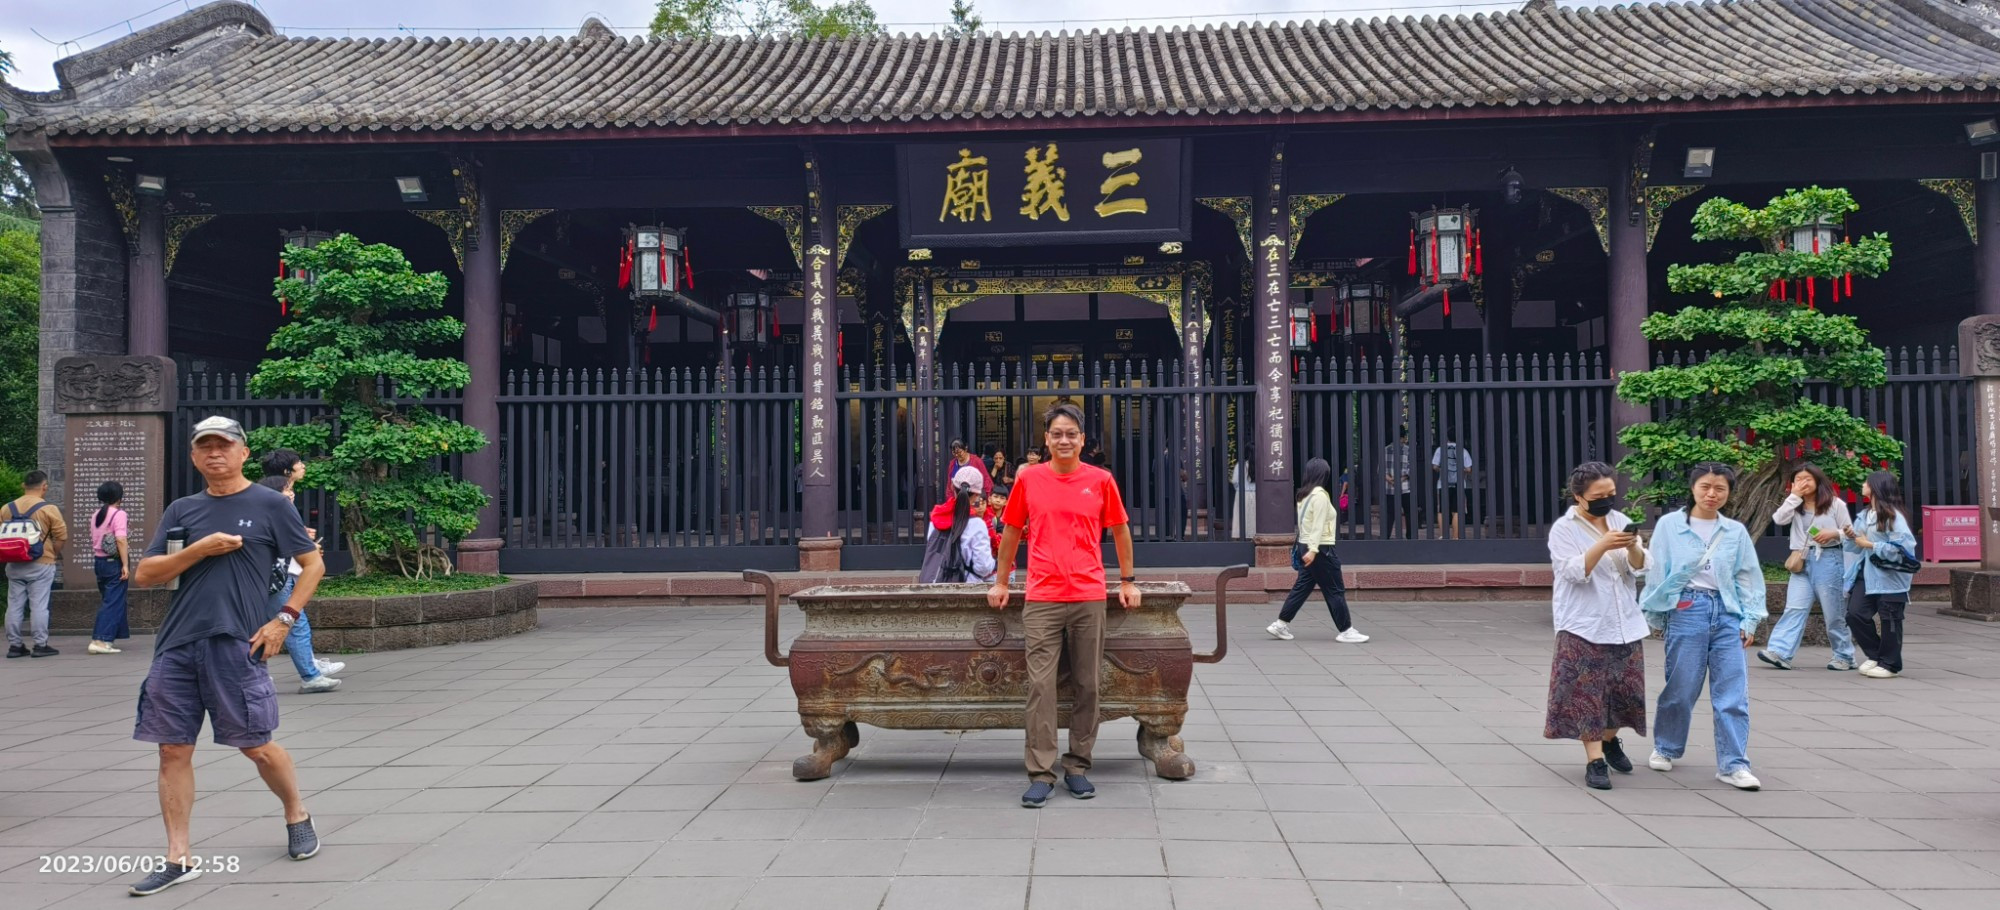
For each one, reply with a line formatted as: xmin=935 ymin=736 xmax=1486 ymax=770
xmin=1120 ymin=576 xmax=1138 ymax=584
xmin=276 ymin=608 xmax=298 ymax=626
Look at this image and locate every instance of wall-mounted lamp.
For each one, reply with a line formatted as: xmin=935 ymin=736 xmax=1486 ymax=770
xmin=134 ymin=174 xmax=167 ymax=196
xmin=1682 ymin=148 xmax=1715 ymax=179
xmin=1499 ymin=167 xmax=1523 ymax=206
xmin=1966 ymin=119 xmax=2000 ymax=147
xmin=395 ymin=176 xmax=428 ymax=203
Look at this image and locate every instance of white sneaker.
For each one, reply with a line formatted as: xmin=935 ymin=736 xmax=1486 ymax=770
xmin=87 ymin=642 xmax=120 ymax=654
xmin=1858 ymin=660 xmax=1880 ymax=673
xmin=1648 ymin=751 xmax=1673 ymax=771
xmin=315 ymin=659 xmax=346 ymax=675
xmin=1860 ymin=665 xmax=1899 ymax=679
xmin=1717 ymin=768 xmax=1762 ymax=790
xmin=1266 ymin=620 xmax=1294 ymax=641
xmin=299 ymin=676 xmax=342 ymax=694
xmin=1335 ymin=628 xmax=1370 ymax=643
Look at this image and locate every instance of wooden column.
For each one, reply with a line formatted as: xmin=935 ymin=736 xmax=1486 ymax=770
xmin=1607 ymin=162 xmax=1650 ymax=444
xmin=128 ymin=194 xmax=168 ymax=358
xmin=1252 ymin=137 xmax=1296 ymax=563
xmin=1180 ymin=272 xmax=1208 ymax=538
xmin=1977 ymin=178 xmax=2000 ymax=316
xmin=799 ymin=147 xmax=842 ymax=571
xmin=458 ymin=170 xmax=504 ymax=573
xmin=912 ymin=272 xmax=939 ymax=511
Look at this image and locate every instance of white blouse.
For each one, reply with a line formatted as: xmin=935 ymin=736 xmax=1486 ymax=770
xmin=1548 ymin=507 xmax=1649 ymax=645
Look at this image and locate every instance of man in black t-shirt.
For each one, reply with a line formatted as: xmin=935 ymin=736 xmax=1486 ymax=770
xmin=127 ymin=417 xmax=326 ymax=897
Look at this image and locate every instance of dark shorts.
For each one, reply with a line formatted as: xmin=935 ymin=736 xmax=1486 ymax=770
xmin=133 ymin=635 xmax=279 ymax=749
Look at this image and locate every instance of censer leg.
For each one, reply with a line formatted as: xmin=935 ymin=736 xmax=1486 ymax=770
xmin=794 ymin=715 xmax=854 ymax=781
xmin=1136 ymin=714 xmax=1196 ymax=780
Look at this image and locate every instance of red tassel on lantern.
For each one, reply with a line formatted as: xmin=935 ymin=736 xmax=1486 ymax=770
xmin=682 ymin=246 xmax=694 ymax=290
xmin=657 ymin=246 xmax=667 ymax=289
xmin=618 ymin=239 xmax=633 ymax=289
xmin=1309 ymin=314 xmax=1318 ymax=344
xmin=1807 ymin=276 xmax=1816 ymax=309
xmin=1407 ymin=230 xmax=1418 ymax=275
xmin=278 ymin=257 xmax=289 ymax=316
xmin=1443 ymin=286 xmax=1452 ymax=317
xmin=1473 ymin=229 xmax=1483 ymax=276
xmin=1845 ymin=273 xmax=1853 ymax=296
xmin=1429 ymin=222 xmax=1440 ymax=286
xmin=647 ymin=305 xmax=658 ymax=333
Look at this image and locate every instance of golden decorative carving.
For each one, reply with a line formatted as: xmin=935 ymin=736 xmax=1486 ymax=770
xmin=836 ymin=204 xmax=893 ymax=269
xmin=410 ymin=210 xmax=469 ymax=270
xmin=498 ymin=209 xmax=555 ymax=271
xmin=1919 ymin=178 xmax=1978 ymax=245
xmin=749 ymin=205 xmax=806 ymax=269
xmin=163 ymin=214 xmax=214 ymax=275
xmin=908 ymin=248 xmax=933 ymax=261
xmin=102 ymin=172 xmax=140 ymax=252
xmin=1548 ymin=187 xmax=1611 ymax=253
xmin=1197 ymin=196 xmax=1254 ymax=261
xmin=1644 ymin=185 xmax=1704 ymax=251
xmin=1287 ymin=193 xmax=1346 ymax=258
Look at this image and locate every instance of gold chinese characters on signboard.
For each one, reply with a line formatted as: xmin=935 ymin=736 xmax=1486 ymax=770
xmin=942 ymin=143 xmax=1149 ymax=224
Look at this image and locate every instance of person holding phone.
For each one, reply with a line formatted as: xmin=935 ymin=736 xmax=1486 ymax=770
xmin=1843 ymin=471 xmax=1918 ymax=679
xmin=1640 ymin=462 xmax=1767 ymax=791
xmin=1545 ymin=462 xmax=1649 ymax=790
xmin=1760 ymin=463 xmax=1855 ymax=671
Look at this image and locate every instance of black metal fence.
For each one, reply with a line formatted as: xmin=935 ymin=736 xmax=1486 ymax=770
xmin=170 ymin=345 xmax=1974 ymax=570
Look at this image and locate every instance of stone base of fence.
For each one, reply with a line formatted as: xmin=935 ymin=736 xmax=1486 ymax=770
xmin=49 ymin=580 xmax=540 ymax=652
xmin=1943 ymin=569 xmax=2000 ymax=622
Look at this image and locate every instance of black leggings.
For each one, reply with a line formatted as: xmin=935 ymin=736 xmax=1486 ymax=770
xmin=1279 ymin=546 xmax=1353 ymax=631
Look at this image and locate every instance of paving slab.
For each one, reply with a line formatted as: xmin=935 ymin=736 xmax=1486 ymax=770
xmin=2 ymin=599 xmax=1997 ymax=908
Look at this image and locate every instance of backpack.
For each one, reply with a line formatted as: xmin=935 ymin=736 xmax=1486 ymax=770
xmin=0 ymin=502 xmax=50 ymax=563
xmin=917 ymin=524 xmax=970 ymax=584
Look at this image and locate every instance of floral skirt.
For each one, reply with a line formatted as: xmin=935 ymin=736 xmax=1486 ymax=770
xmin=1544 ymin=631 xmax=1648 ymax=740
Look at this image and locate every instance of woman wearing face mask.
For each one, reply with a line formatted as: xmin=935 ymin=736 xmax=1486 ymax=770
xmin=1545 ymin=462 xmax=1649 ymax=790
xmin=1842 ymin=471 xmax=1917 ymax=679
xmin=1759 ymin=463 xmax=1856 ymax=671
xmin=1641 ymin=462 xmax=1767 ymax=791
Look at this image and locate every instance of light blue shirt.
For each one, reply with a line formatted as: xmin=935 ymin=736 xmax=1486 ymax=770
xmin=1640 ymin=510 xmax=1767 ymax=635
xmin=1843 ymin=508 xmax=1917 ymax=596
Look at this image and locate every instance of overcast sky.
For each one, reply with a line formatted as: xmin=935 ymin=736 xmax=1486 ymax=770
xmin=3 ymin=0 xmax=1542 ymax=91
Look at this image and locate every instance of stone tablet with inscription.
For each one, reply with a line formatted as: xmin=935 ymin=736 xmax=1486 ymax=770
xmin=53 ymin=356 xmax=175 ymax=590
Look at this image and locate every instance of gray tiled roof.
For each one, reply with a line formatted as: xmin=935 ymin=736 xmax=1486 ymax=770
xmin=7 ymin=0 xmax=2000 ymax=137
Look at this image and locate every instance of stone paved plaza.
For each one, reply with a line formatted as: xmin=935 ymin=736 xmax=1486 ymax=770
xmin=5 ymin=598 xmax=2000 ymax=910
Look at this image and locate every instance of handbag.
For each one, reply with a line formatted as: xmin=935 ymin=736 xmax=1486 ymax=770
xmin=1784 ymin=549 xmax=1806 ymax=574
xmin=1868 ymin=541 xmax=1919 ymax=575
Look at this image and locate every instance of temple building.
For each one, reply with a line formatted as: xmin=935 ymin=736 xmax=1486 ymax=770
xmin=7 ymin=0 xmax=2000 ymax=572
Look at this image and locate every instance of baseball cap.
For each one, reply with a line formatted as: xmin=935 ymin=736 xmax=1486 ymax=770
xmin=951 ymin=465 xmax=983 ymax=492
xmin=190 ymin=415 xmax=247 ymax=446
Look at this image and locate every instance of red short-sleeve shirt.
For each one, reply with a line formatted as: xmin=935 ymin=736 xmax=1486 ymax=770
xmin=1000 ymin=462 xmax=1129 ymax=603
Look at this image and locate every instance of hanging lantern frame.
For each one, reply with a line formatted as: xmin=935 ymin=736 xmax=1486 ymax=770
xmin=281 ymin=228 xmax=334 ymax=284
xmin=730 ymin=288 xmax=776 ymax=349
xmin=1288 ymin=300 xmax=1315 ymax=352
xmin=1337 ymin=280 xmax=1386 ymax=338
xmin=1788 ymin=215 xmax=1842 ymax=260
xmin=623 ymin=225 xmax=685 ymax=299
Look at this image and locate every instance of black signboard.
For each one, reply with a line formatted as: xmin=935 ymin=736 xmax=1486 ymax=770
xmin=897 ymin=138 xmax=1190 ymax=248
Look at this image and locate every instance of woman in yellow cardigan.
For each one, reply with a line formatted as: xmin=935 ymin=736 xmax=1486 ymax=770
xmin=1267 ymin=458 xmax=1368 ymax=643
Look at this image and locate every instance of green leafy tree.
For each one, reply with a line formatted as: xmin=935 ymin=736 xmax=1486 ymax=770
xmin=0 ymin=228 xmax=38 ymax=472
xmin=1616 ymin=187 xmax=1899 ymax=536
xmin=650 ymin=0 xmax=883 ymax=38
xmin=0 ymin=45 xmax=41 ymax=225
xmin=247 ymin=234 xmax=488 ymax=578
xmin=945 ymin=0 xmax=982 ymax=36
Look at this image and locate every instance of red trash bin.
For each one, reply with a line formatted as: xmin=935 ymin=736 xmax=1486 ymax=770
xmin=1921 ymin=505 xmax=1981 ymax=562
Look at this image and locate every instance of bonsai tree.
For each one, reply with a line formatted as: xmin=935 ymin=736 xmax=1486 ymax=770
xmin=248 ymin=234 xmax=488 ymax=577
xmin=1616 ymin=186 xmax=1899 ymax=536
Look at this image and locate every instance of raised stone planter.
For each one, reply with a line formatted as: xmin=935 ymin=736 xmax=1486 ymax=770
xmin=49 ymin=579 xmax=538 ymax=652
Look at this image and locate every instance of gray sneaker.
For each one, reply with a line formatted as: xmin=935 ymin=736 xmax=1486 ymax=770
xmin=130 ymin=863 xmax=201 ymax=896
xmin=1756 ymin=650 xmax=1792 ymax=670
xmin=287 ymin=816 xmax=320 ymax=860
xmin=299 ymin=675 xmax=341 ymax=694
xmin=1827 ymin=658 xmax=1854 ymax=671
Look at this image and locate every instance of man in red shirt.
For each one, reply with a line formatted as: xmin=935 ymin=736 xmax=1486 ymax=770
xmin=989 ymin=404 xmax=1139 ymax=808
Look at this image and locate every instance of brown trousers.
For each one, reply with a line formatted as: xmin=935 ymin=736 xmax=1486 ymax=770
xmin=1023 ymin=599 xmax=1105 ymax=782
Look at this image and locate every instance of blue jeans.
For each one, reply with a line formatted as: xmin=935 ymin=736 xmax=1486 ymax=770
xmin=92 ymin=555 xmax=130 ymax=642
xmin=1768 ymin=547 xmax=1853 ymax=664
xmin=1654 ymin=590 xmax=1752 ymax=775
xmin=266 ymin=577 xmax=319 ymax=681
